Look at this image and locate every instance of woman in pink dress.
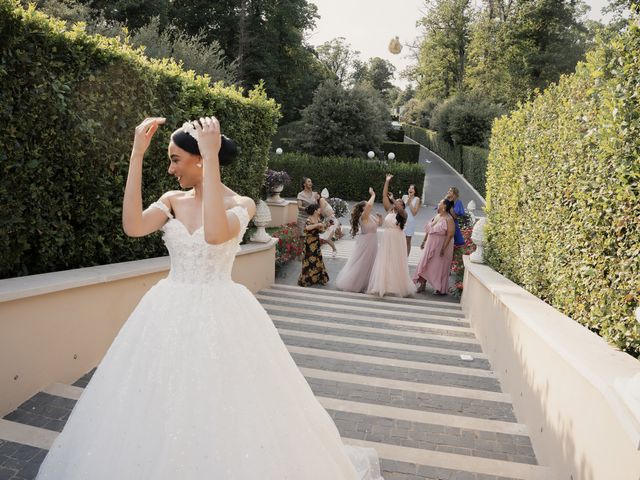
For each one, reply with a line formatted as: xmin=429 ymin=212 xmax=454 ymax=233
xmin=335 ymin=187 xmax=382 ymax=292
xmin=413 ymin=198 xmax=456 ymax=295
xmin=367 ymin=174 xmax=417 ymax=298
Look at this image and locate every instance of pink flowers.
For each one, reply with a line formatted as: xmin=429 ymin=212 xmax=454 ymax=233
xmin=272 ymin=222 xmax=303 ymax=268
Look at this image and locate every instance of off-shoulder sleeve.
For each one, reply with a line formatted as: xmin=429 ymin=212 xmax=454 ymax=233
xmin=149 ymin=201 xmax=173 ymax=219
xmin=230 ymin=205 xmax=250 ymax=235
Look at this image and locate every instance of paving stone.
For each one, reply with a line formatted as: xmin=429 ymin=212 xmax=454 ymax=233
xmin=259 ymin=292 xmax=465 ymax=319
xmin=71 ymin=368 xmax=96 ymax=388
xmin=3 ymin=393 xmax=76 ymax=433
xmin=274 ymin=320 xmax=483 ymax=353
xmin=326 ymin=409 xmax=537 ymax=465
xmin=0 ymin=441 xmax=47 ymax=480
xmin=262 ymin=300 xmax=470 ymax=327
xmin=280 ymin=334 xmax=492 ymax=370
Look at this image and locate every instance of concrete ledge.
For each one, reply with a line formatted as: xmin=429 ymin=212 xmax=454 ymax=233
xmin=0 ymin=239 xmax=276 ymax=416
xmin=266 ymin=199 xmax=297 ymax=228
xmin=461 ymin=256 xmax=640 ymax=480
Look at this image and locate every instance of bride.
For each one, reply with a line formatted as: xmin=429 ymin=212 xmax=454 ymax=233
xmin=36 ymin=117 xmax=382 ymax=479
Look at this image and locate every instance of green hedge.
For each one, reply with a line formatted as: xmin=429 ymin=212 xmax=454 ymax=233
xmin=268 ymin=153 xmax=425 ymax=201
xmin=404 ymin=124 xmax=489 ymax=197
xmin=0 ymin=1 xmax=279 ymax=279
xmin=381 ymin=142 xmax=420 ymax=163
xmin=485 ymin=20 xmax=640 ymax=356
xmin=461 ymin=146 xmax=489 ymax=198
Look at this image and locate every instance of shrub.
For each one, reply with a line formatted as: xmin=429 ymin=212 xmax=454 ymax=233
xmin=430 ymin=95 xmax=503 ymax=147
xmin=485 ymin=19 xmax=640 ymax=356
xmin=380 ymin=142 xmax=420 ymax=163
xmin=386 ymin=126 xmax=405 ymax=142
xmin=400 ymin=97 xmax=438 ymax=128
xmin=268 ymin=153 xmax=425 ymax=202
xmin=461 ymin=146 xmax=489 ymax=198
xmin=450 ymin=225 xmax=476 ymax=296
xmin=327 ymin=197 xmax=348 ymax=218
xmin=0 ymin=1 xmax=279 ymax=278
xmin=294 ymin=80 xmax=388 ymax=157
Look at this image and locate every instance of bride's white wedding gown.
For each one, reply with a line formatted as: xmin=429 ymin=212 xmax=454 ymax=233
xmin=36 ymin=204 xmax=382 ymax=479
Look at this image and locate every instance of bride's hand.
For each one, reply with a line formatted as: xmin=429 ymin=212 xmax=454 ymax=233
xmin=385 ymin=173 xmax=393 ymax=182
xmin=132 ymin=117 xmax=165 ymax=156
xmin=193 ymin=116 xmax=222 ymax=161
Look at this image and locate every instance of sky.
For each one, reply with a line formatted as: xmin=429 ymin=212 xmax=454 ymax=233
xmin=306 ymin=0 xmax=612 ymax=88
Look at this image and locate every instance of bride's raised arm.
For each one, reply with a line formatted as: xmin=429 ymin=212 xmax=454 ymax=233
xmin=196 ymin=117 xmax=255 ymax=244
xmin=122 ymin=117 xmax=172 ymax=237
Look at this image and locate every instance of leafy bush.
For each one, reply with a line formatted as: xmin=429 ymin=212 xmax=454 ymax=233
xmin=294 ymin=80 xmax=388 ymax=157
xmin=450 ymin=225 xmax=476 ymax=296
xmin=485 ymin=19 xmax=640 ymax=356
xmin=0 ymin=1 xmax=279 ymax=278
xmin=461 ymin=146 xmax=489 ymax=198
xmin=269 ymin=153 xmax=425 ymax=202
xmin=430 ymin=95 xmax=503 ymax=147
xmin=400 ymin=97 xmax=438 ymax=128
xmin=380 ymin=142 xmax=420 ymax=163
xmin=386 ymin=125 xmax=405 ymax=142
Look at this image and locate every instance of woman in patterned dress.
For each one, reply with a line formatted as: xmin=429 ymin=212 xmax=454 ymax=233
xmin=298 ymin=204 xmax=329 ymax=287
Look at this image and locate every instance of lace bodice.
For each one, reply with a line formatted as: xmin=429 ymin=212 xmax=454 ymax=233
xmin=150 ymin=202 xmax=250 ymax=284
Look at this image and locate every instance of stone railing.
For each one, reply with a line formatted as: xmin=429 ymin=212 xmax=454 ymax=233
xmin=0 ymin=239 xmax=276 ymax=416
xmin=461 ymin=256 xmax=640 ymax=480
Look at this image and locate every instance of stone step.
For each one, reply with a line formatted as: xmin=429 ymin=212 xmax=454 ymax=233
xmin=345 ymin=439 xmax=550 ymax=480
xmin=279 ymin=331 xmax=491 ymax=372
xmin=256 ymin=294 xmax=468 ymax=323
xmin=277 ymin=328 xmax=490 ymax=366
xmin=259 ymin=287 xmax=464 ymax=317
xmin=300 ymin=367 xmax=511 ymax=403
xmin=0 ymin=419 xmax=56 ymax=450
xmin=268 ymin=308 xmax=476 ymax=339
xmin=305 ymin=376 xmax=517 ymax=423
xmin=267 ymin=283 xmax=462 ymax=310
xmin=262 ymin=303 xmax=473 ymax=333
xmin=270 ymin=314 xmax=482 ymax=352
xmin=288 ymin=350 xmax=502 ymax=393
xmin=285 ymin=345 xmax=498 ymax=379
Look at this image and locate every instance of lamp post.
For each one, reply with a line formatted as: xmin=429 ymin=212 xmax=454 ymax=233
xmin=275 ymin=147 xmax=283 ymax=155
xmin=367 ymin=151 xmax=375 ymax=160
xmin=388 ymin=152 xmax=396 ymax=161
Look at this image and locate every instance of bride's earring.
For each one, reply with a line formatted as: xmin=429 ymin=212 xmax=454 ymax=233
xmin=196 ymin=163 xmax=202 ymax=168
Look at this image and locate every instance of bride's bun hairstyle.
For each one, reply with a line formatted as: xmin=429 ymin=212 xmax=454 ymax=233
xmin=171 ymin=121 xmax=239 ymax=166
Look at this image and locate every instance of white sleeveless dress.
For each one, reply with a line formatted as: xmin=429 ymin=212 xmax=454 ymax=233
xmin=36 ymin=203 xmax=382 ymax=480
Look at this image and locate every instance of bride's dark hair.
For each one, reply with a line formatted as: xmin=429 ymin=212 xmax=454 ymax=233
xmin=171 ymin=128 xmax=238 ymax=166
xmin=395 ymin=200 xmax=407 ymax=230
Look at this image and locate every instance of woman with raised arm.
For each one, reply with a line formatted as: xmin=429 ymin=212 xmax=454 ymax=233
xmin=367 ymin=174 xmax=416 ymax=298
xmin=36 ymin=117 xmax=382 ymax=480
xmin=335 ymin=187 xmax=382 ymax=292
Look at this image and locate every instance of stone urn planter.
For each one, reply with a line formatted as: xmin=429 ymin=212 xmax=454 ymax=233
xmin=266 ymin=184 xmax=285 ymax=204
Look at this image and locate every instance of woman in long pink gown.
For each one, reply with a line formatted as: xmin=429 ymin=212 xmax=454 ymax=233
xmin=413 ymin=198 xmax=456 ymax=295
xmin=367 ymin=174 xmax=417 ymax=298
xmin=336 ymin=187 xmax=382 ymax=292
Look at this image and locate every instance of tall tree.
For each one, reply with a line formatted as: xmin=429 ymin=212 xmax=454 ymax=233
xmin=414 ymin=0 xmax=473 ymax=99
xmin=316 ymin=37 xmax=361 ymax=85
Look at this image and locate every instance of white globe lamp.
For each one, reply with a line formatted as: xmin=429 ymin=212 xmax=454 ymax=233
xmin=388 ymin=152 xmax=396 ymax=161
xmin=275 ymin=147 xmax=283 ymax=155
xmin=367 ymin=151 xmax=375 ymax=159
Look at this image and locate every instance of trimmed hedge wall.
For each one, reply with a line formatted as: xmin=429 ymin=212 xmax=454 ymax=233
xmin=485 ymin=21 xmax=640 ymax=356
xmin=381 ymin=142 xmax=420 ymax=163
xmin=0 ymin=1 xmax=280 ymax=279
xmin=268 ymin=153 xmax=425 ymax=201
xmin=404 ymin=124 xmax=488 ymax=197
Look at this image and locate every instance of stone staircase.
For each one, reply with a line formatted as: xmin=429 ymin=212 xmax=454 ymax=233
xmin=0 ymin=283 xmax=550 ymax=480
